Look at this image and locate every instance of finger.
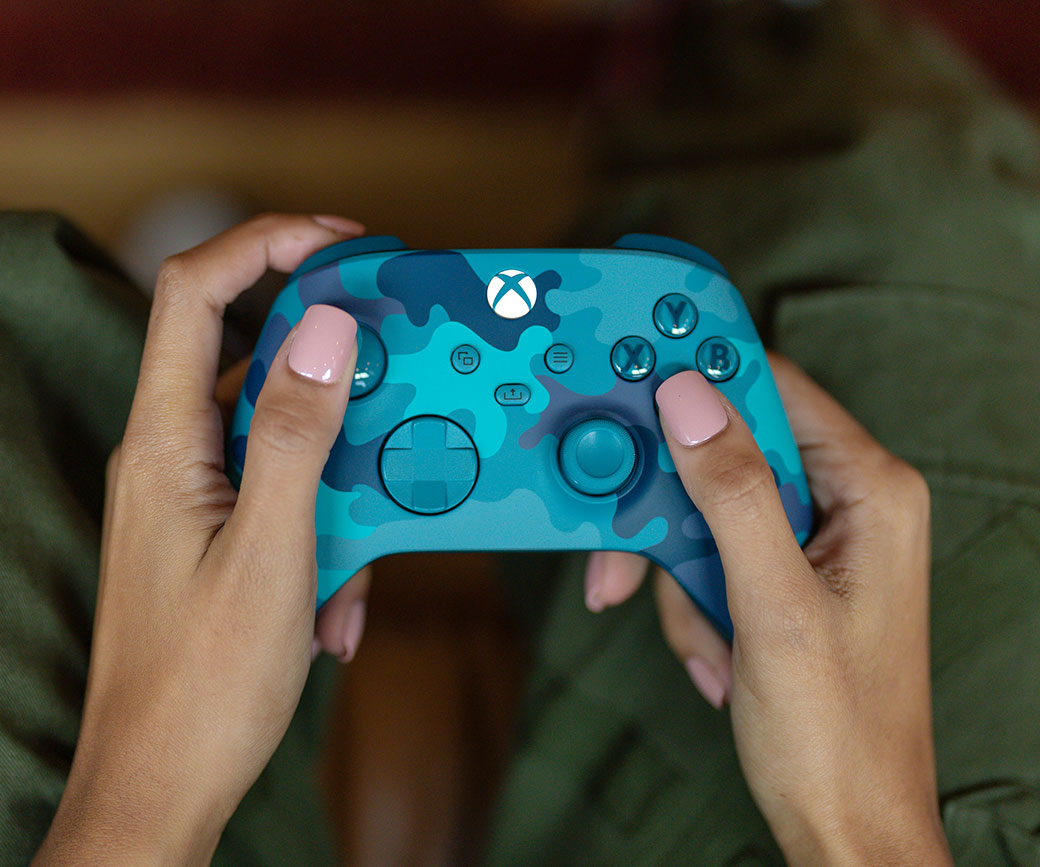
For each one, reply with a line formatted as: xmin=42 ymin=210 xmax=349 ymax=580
xmin=766 ymin=351 xmax=903 ymax=514
xmin=314 ymin=566 xmax=373 ymax=662
xmin=766 ymin=352 xmax=930 ymax=600
xmin=98 ymin=443 xmax=123 ymax=585
xmin=653 ymin=569 xmax=732 ymax=709
xmin=655 ymin=371 xmax=814 ymax=621
xmin=230 ymin=305 xmax=358 ymax=564
xmin=583 ymin=551 xmax=649 ymax=612
xmin=215 ymin=357 xmax=252 ymax=432
xmin=128 ymin=213 xmax=363 ymax=458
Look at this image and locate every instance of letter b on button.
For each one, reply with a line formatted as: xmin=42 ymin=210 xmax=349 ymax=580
xmin=696 ymin=337 xmax=739 ymax=382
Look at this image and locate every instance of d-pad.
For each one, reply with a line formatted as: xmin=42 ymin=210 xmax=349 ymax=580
xmin=380 ymin=416 xmax=479 ymax=514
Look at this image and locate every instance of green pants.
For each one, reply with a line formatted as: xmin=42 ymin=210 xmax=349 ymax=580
xmin=2 ymin=1 xmax=1039 ymax=863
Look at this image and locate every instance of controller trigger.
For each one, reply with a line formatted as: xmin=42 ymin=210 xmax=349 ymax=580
xmin=612 ymin=233 xmax=729 ymax=278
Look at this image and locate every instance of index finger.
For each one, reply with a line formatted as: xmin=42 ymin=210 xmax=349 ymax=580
xmin=766 ymin=351 xmax=903 ymax=514
xmin=127 ymin=213 xmax=363 ymax=454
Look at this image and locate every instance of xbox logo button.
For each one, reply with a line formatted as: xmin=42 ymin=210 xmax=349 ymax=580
xmin=487 ymin=269 xmax=537 ymax=319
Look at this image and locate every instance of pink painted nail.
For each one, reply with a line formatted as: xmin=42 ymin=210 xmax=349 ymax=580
xmin=288 ymin=305 xmax=357 ymax=384
xmin=339 ymin=601 xmax=367 ymax=663
xmin=655 ymin=371 xmax=729 ymax=446
xmin=585 ymin=552 xmax=606 ymax=613
xmin=685 ymin=657 xmax=728 ymax=709
xmin=312 ymin=214 xmax=365 ymax=235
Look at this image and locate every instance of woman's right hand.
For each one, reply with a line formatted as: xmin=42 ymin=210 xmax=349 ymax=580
xmin=586 ymin=356 xmax=952 ymax=865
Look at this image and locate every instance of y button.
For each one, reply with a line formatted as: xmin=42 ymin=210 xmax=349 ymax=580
xmin=653 ymin=293 xmax=697 ymax=338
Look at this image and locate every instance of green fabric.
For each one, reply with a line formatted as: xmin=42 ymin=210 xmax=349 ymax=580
xmin=490 ymin=1 xmax=1040 ymax=864
xmin=1 ymin=1 xmax=1039 ymax=864
xmin=0 ymin=213 xmax=340 ymax=865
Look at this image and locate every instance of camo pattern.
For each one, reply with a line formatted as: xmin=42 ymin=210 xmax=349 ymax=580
xmin=229 ymin=240 xmax=814 ymax=638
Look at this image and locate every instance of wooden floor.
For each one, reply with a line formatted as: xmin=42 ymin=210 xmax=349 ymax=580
xmin=320 ymin=552 xmax=527 ymax=865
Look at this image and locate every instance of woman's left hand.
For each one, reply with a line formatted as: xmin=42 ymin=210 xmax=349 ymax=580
xmin=36 ymin=214 xmax=367 ymax=865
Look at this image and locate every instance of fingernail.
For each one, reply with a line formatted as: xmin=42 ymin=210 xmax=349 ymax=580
xmin=685 ymin=657 xmax=729 ymax=709
xmin=656 ymin=371 xmax=729 ymax=446
xmin=288 ymin=305 xmax=357 ymax=384
xmin=339 ymin=601 xmax=367 ymax=663
xmin=311 ymin=637 xmax=322 ymax=662
xmin=312 ymin=214 xmax=365 ymax=235
xmin=585 ymin=552 xmax=605 ymax=613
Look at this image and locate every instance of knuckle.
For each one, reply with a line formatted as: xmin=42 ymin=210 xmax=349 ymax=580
xmin=842 ymin=452 xmax=929 ymax=513
xmin=250 ymin=399 xmax=325 ymax=458
xmin=699 ymin=451 xmax=776 ymax=516
xmin=894 ymin=460 xmax=930 ymax=508
xmin=884 ymin=458 xmax=931 ymax=541
xmin=154 ymin=253 xmax=189 ymax=297
xmin=153 ymin=253 xmax=204 ymax=311
xmin=873 ymin=456 xmax=930 ymax=517
xmin=248 ymin=211 xmax=286 ymax=234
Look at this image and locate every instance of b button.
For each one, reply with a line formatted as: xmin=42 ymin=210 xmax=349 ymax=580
xmin=696 ymin=337 xmax=739 ymax=382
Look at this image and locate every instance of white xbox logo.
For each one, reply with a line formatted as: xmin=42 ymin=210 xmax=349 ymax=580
xmin=486 ymin=270 xmax=537 ymax=319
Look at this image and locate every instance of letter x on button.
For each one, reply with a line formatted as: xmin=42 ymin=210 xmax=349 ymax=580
xmin=611 ymin=336 xmax=655 ymax=382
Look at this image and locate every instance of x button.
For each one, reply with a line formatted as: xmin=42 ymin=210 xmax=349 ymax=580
xmin=610 ymin=336 xmax=656 ymax=382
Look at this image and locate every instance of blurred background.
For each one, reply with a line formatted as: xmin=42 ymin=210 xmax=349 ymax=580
xmin=2 ymin=1 xmax=1037 ymax=864
xmin=2 ymin=0 xmax=1037 ymax=259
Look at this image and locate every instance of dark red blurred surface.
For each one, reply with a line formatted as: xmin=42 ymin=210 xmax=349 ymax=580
xmin=0 ymin=2 xmax=603 ymax=99
xmin=1 ymin=1 xmax=1036 ymax=101
xmin=896 ymin=0 xmax=1039 ymax=101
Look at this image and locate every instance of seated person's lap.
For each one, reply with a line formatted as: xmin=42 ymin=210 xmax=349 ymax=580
xmin=2 ymin=1 xmax=1039 ymax=864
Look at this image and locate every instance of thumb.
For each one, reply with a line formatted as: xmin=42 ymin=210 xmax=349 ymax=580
xmin=655 ymin=370 xmax=815 ymax=631
xmin=233 ymin=304 xmax=357 ymax=555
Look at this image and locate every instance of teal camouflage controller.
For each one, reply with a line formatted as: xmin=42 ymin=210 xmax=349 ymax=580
xmin=228 ymin=234 xmax=813 ymax=640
